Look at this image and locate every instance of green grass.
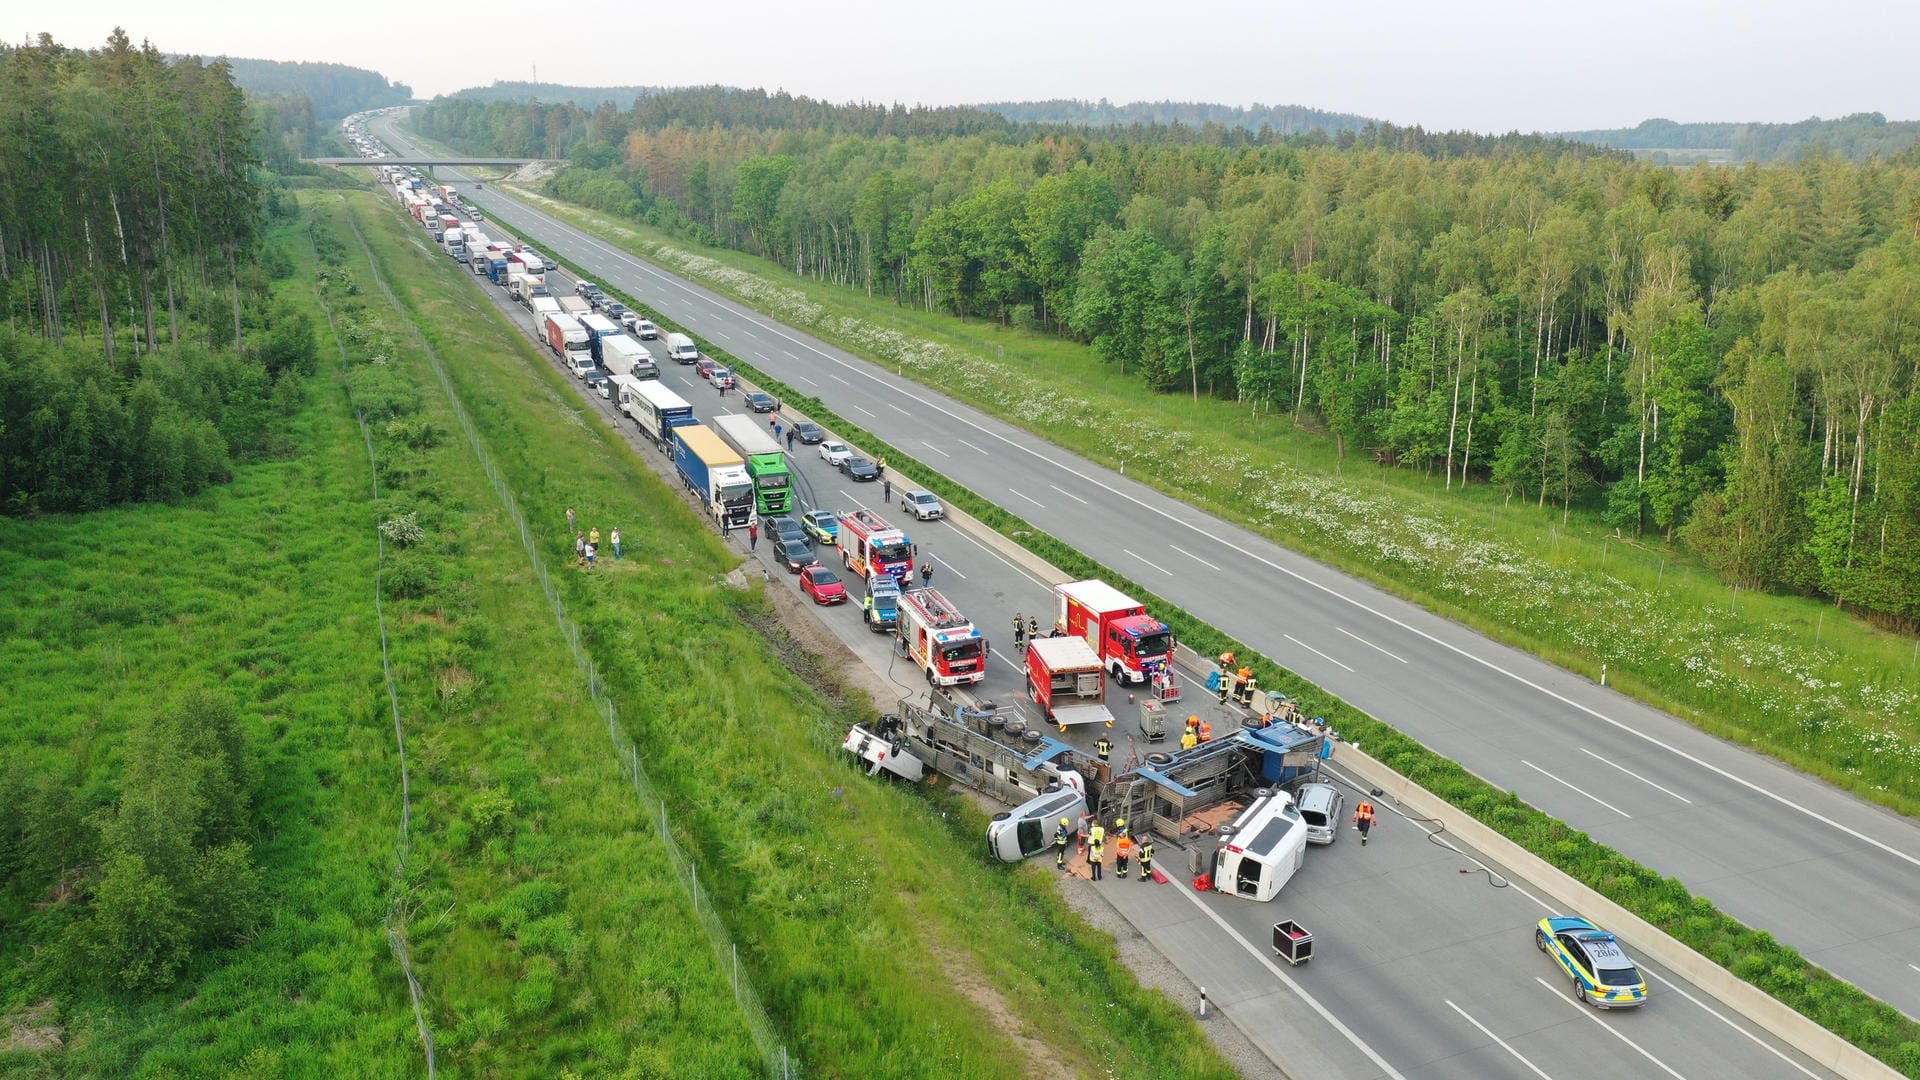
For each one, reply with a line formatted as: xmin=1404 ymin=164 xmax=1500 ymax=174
xmin=345 ymin=188 xmax=1239 ymax=1079
xmin=495 ymin=182 xmax=1920 ymax=817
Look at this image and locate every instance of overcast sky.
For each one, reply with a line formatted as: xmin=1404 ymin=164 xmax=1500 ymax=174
xmin=15 ymin=0 xmax=1915 ymax=132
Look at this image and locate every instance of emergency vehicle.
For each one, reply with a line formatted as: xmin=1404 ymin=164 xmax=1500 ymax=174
xmin=1025 ymin=636 xmax=1115 ymax=730
xmin=1053 ymin=580 xmax=1176 ymax=693
xmin=838 ymin=509 xmax=914 ymax=583
xmin=898 ymin=588 xmax=987 ymax=687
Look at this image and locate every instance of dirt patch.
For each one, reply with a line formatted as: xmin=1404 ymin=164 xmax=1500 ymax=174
xmin=1 ymin=999 xmax=63 ymax=1053
xmin=503 ymin=160 xmax=560 ymax=186
xmin=926 ymin=938 xmax=1080 ymax=1077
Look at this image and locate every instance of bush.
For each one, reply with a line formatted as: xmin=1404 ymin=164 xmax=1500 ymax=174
xmin=382 ymin=553 xmax=436 ymax=599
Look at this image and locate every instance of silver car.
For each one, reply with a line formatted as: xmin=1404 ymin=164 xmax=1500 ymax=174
xmin=1295 ymin=782 xmax=1344 ymax=845
xmin=901 ymin=490 xmax=944 ymax=520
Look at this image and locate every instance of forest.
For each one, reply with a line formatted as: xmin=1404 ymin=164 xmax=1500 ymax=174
xmin=980 ymin=97 xmax=1379 ymax=134
xmin=418 ymin=88 xmax=1920 ymax=626
xmin=1561 ymin=113 xmax=1920 ymax=164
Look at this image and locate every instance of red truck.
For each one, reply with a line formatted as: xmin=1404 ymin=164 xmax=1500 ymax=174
xmin=1026 ymin=635 xmax=1115 ymax=730
xmin=1052 ymin=580 xmax=1177 ymax=696
xmin=839 ymin=509 xmax=914 ymax=583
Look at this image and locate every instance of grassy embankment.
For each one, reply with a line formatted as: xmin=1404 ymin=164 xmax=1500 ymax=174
xmin=344 ymin=187 xmax=1239 ymax=1079
xmin=500 ymin=208 xmax=1920 ymax=1074
xmin=497 ymin=180 xmax=1920 ymax=816
xmin=0 ymin=194 xmax=762 ymax=1077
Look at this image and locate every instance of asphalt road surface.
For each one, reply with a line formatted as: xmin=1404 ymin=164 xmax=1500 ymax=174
xmin=364 ymin=116 xmax=1863 ymax=1077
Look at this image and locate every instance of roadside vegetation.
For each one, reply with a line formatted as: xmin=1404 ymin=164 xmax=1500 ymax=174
xmin=340 ymin=186 xmax=1239 ymax=1078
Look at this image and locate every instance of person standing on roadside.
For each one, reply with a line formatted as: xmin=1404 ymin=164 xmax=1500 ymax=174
xmin=747 ymin=519 xmax=759 ymax=551
xmin=786 ymin=428 xmax=795 ymax=451
xmin=1137 ymin=837 xmax=1154 ymax=882
xmin=566 ymin=506 xmax=576 ymax=533
xmin=1013 ymin=613 xmax=1027 ymax=651
xmin=1353 ymin=800 xmax=1378 ymax=846
xmin=1054 ymin=817 xmax=1071 ymax=870
xmin=1087 ymin=837 xmax=1104 ymax=881
xmin=589 ymin=526 xmax=600 ymax=549
xmin=1115 ymin=833 xmax=1133 ymax=878
xmin=585 ymin=541 xmax=597 ymax=570
xmin=883 ymin=477 xmax=892 ymax=503
xmin=610 ymin=527 xmax=622 ymax=560
xmin=575 ymin=532 xmax=586 ymax=566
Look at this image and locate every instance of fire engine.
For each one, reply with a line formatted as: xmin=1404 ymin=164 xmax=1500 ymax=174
xmin=898 ymin=588 xmax=987 ymax=687
xmin=838 ymin=509 xmax=914 ymax=583
xmin=1053 ymin=580 xmax=1177 ymax=696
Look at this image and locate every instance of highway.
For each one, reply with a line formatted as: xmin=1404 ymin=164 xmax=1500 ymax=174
xmin=366 ymin=115 xmax=1860 ymax=1077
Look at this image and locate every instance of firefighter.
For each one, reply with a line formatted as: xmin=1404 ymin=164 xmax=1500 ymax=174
xmin=1185 ymin=715 xmax=1199 ymax=739
xmin=1028 ymin=615 xmax=1039 ymax=640
xmin=1137 ymin=836 xmax=1155 ymax=882
xmin=1218 ymin=649 xmax=1235 ymax=671
xmin=1180 ymin=728 xmax=1199 ymax=751
xmin=1216 ymin=668 xmax=1231 ymax=703
xmin=1238 ymin=671 xmax=1259 ymax=707
xmin=1054 ymin=817 xmax=1072 ymax=869
xmin=1115 ymin=833 xmax=1133 ymax=878
xmin=1232 ymin=666 xmax=1252 ymax=706
xmin=1354 ymin=800 xmax=1377 ymax=846
xmin=1088 ymin=837 xmax=1104 ymax=881
xmin=1013 ymin=613 xmax=1026 ymax=650
xmin=1113 ymin=817 xmax=1128 ymax=838
xmin=1094 ymin=735 xmax=1113 ymax=763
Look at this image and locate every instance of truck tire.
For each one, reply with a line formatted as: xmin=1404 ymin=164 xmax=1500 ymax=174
xmin=1146 ymin=752 xmax=1173 ymax=767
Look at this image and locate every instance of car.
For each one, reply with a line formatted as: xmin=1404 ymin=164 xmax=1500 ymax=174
xmin=774 ymin=537 xmax=817 ymax=573
xmin=799 ymin=565 xmax=847 ymax=605
xmin=604 ymin=302 xmax=630 ymax=321
xmin=709 ymin=367 xmax=735 ymax=389
xmin=791 ymin=421 xmax=825 ymax=444
xmin=1293 ymin=782 xmax=1344 ymax=845
xmin=743 ymin=390 xmax=776 ymax=413
xmin=569 ymin=355 xmax=599 ymax=380
xmin=632 ymin=318 xmax=660 ymax=340
xmin=765 ymin=516 xmax=807 ymax=546
xmin=467 ymin=208 xmax=483 ymax=222
xmin=575 ymin=281 xmax=601 ymax=300
xmin=801 ymin=509 xmax=840 ymax=545
xmin=900 ymin=490 xmax=943 ymax=520
xmin=1535 ymin=917 xmax=1648 ymax=1009
xmin=839 ymin=456 xmax=879 ymax=482
xmin=583 ymin=370 xmax=611 ymax=399
xmin=695 ymin=357 xmax=720 ymax=379
xmin=619 ymin=311 xmax=642 ymax=334
xmin=819 ymin=440 xmax=852 ymax=465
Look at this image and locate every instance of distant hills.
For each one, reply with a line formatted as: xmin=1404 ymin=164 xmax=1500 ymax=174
xmin=205 ymin=57 xmax=412 ymax=121
xmin=446 ymin=82 xmax=662 ymax=110
xmin=976 ymin=98 xmax=1379 ymax=135
xmin=1548 ymin=113 xmax=1920 ymax=164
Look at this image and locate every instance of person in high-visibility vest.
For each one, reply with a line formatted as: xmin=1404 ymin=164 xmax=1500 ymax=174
xmin=1238 ymin=672 xmax=1259 ymax=707
xmin=1087 ymin=838 xmax=1104 ymax=881
xmin=1028 ymin=615 xmax=1039 ymax=640
xmin=1197 ymin=718 xmax=1213 ymax=742
xmin=1115 ymin=834 xmax=1134 ymax=878
xmin=1233 ymin=666 xmax=1251 ymax=706
xmin=1113 ymin=817 xmax=1128 ymax=838
xmin=1353 ymin=800 xmax=1378 ymax=846
xmin=1216 ymin=669 xmax=1231 ymax=702
xmin=1094 ymin=735 xmax=1113 ymax=763
xmin=1088 ymin=820 xmax=1105 ymax=849
xmin=1180 ymin=728 xmax=1199 ymax=751
xmin=1186 ymin=715 xmax=1199 ymax=739
xmin=1013 ymin=613 xmax=1026 ymax=650
xmin=1137 ymin=837 xmax=1155 ymax=882
xmin=1054 ymin=817 xmax=1072 ymax=869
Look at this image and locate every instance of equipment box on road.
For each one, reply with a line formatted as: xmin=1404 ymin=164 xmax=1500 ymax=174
xmin=1273 ymin=920 xmax=1313 ymax=966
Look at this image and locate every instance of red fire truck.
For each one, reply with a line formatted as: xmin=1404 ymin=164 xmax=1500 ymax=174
xmin=1026 ymin=635 xmax=1115 ymax=730
xmin=839 ymin=509 xmax=914 ymax=583
xmin=1053 ymin=580 xmax=1177 ymax=696
xmin=898 ymin=588 xmax=986 ymax=687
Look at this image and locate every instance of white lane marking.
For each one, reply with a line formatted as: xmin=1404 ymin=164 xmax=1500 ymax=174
xmin=1445 ymin=1001 xmax=1553 ymax=1079
xmin=1579 ymin=748 xmax=1694 ymax=804
xmin=783 ymin=350 xmax=799 ymax=359
xmin=838 ymin=490 xmax=864 ymax=507
xmin=931 ymin=554 xmax=965 ymax=579
xmin=453 ymin=164 xmax=1920 ymax=878
xmin=1522 ymin=760 xmax=1633 ymax=819
xmin=1283 ymin=634 xmax=1355 ymax=673
xmin=1164 ymin=879 xmax=1407 ymax=1079
xmin=946 ymin=525 xmax=1052 ymax=590
xmin=888 ymin=402 xmax=912 ymax=415
xmin=1170 ymin=545 xmax=1222 ymax=571
xmin=1642 ymin=972 xmax=1821 ymax=1080
xmin=1336 ymin=626 xmax=1408 ymax=664
xmin=849 ymin=404 xmax=876 ymax=417
xmin=792 ymin=373 xmax=819 ymax=387
xmin=956 ymin=438 xmax=990 ymax=455
xmin=995 ymin=650 xmax=1026 ymax=675
xmin=1532 ymin=979 xmax=1686 ymax=1079
xmin=1124 ymin=549 xmax=1172 ymax=576
xmin=1009 ymin=488 xmax=1045 ymax=509
xmin=920 ymin=442 xmax=951 ymax=458
xmin=1049 ymin=484 xmax=1089 ymax=505
xmin=827 ymin=372 xmax=851 ymax=386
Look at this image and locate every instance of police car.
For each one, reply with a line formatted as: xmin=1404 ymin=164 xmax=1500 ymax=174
xmin=1535 ymin=916 xmax=1648 ymax=1008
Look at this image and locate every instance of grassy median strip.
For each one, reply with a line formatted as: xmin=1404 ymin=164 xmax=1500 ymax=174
xmin=496 ymin=182 xmax=1920 ymax=822
xmin=568 ymin=256 xmax=1920 ymax=1076
xmin=348 ymin=189 xmax=1240 ymax=1079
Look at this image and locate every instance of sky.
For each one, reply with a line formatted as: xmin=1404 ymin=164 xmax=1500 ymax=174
xmin=14 ymin=0 xmax=1917 ymax=133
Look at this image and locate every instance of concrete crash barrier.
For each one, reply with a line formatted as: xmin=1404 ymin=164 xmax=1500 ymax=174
xmin=1334 ymin=743 xmax=1902 ymax=1080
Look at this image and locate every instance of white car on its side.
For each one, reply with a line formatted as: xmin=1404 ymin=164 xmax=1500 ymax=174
xmin=819 ymin=440 xmax=852 ymax=465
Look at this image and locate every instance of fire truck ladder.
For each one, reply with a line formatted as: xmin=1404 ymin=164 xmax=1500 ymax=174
xmin=910 ymin=588 xmax=969 ymax=630
xmin=844 ymin=508 xmax=892 ymax=532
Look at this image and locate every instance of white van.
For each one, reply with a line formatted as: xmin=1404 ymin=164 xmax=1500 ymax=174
xmin=666 ymin=332 xmax=700 ymax=364
xmin=1214 ymin=791 xmax=1309 ymax=902
xmin=987 ymin=786 xmax=1087 ymax=863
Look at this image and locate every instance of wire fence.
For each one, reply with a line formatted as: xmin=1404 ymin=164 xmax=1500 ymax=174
xmin=344 ymin=205 xmax=792 ymax=1079
xmin=313 ymin=211 xmax=438 ymax=1077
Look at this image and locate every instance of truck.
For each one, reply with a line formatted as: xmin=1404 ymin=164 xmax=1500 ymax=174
xmin=666 ymin=332 xmax=701 ymax=364
xmin=838 ymin=509 xmax=914 ymax=584
xmin=861 ymin=575 xmax=901 ymax=632
xmin=619 ymin=377 xmax=696 ymax=449
xmin=600 ymin=335 xmax=657 ymax=380
xmin=508 ymin=272 xmax=548 ymax=305
xmin=897 ymin=588 xmax=987 ymax=687
xmin=543 ymin=312 xmax=593 ymax=370
xmin=1053 ymin=580 xmax=1176 ymax=692
xmin=483 ymin=249 xmax=510 ymax=283
xmin=440 ymin=184 xmax=457 ymax=203
xmin=577 ymin=313 xmax=623 ymax=362
xmin=673 ymin=425 xmax=754 ymax=529
xmin=710 ymin=414 xmax=792 ymax=515
xmin=558 ymin=295 xmax=591 ymax=320
xmin=1025 ymin=636 xmax=1116 ymax=730
xmin=530 ymin=296 xmax=561 ymax=322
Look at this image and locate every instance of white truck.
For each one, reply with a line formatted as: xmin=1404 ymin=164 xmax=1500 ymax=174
xmin=619 ymin=377 xmax=696 ymax=449
xmin=601 ymin=334 xmax=657 ymax=380
xmin=666 ymin=332 xmax=700 ymax=364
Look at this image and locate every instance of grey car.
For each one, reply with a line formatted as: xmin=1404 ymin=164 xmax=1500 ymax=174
xmin=1294 ymin=782 xmax=1344 ymax=845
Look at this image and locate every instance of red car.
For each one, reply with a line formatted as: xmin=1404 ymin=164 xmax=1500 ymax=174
xmin=799 ymin=565 xmax=847 ymax=605
xmin=695 ymin=357 xmax=719 ymax=379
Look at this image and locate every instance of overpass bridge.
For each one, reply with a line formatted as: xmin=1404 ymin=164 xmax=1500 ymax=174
xmin=307 ymin=157 xmax=538 ymax=167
